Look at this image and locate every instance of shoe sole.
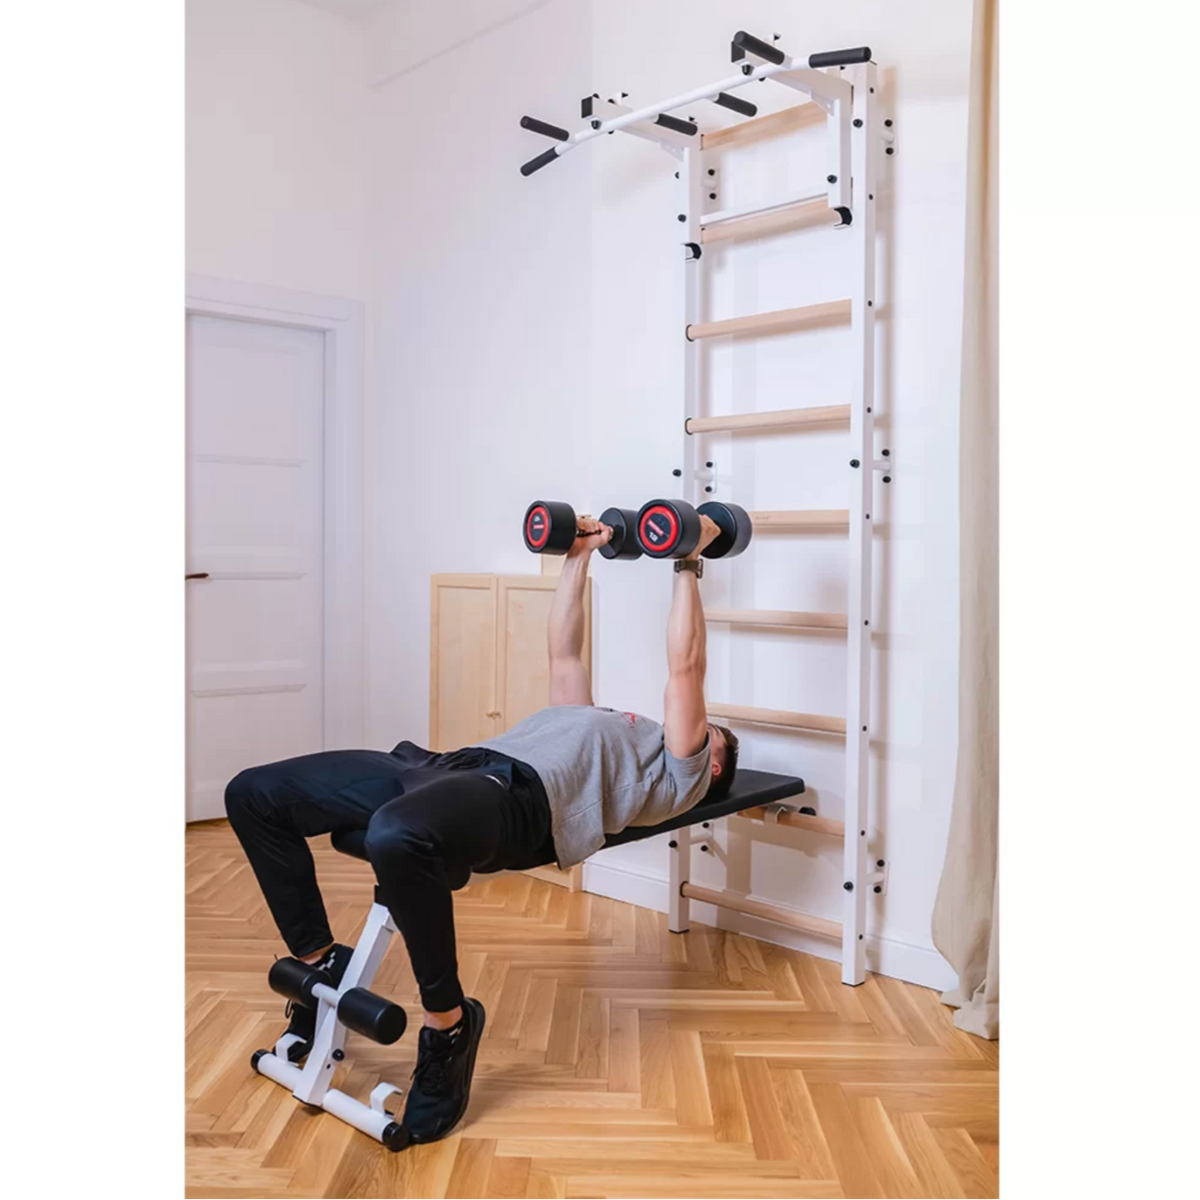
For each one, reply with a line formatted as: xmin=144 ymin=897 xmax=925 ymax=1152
xmin=407 ymin=997 xmax=486 ymax=1144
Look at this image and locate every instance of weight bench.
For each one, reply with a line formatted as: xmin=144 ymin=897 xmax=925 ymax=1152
xmin=249 ymin=767 xmax=806 ymax=1151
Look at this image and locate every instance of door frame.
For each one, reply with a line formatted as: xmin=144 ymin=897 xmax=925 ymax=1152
xmin=185 ymin=273 xmax=365 ymax=749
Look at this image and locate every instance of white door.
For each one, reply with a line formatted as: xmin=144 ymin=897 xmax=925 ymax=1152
xmin=186 ymin=314 xmax=326 ymax=821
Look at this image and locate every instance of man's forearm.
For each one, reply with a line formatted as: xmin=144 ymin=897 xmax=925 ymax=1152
xmin=666 ymin=566 xmax=707 ymax=679
xmin=547 ymin=555 xmax=589 ymax=662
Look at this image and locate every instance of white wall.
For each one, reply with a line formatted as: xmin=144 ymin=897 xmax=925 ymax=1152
xmin=187 ymin=0 xmax=373 ymax=746
xmin=362 ymin=0 xmax=595 ymax=747
xmin=361 ymin=0 xmax=972 ymax=989
xmin=186 ymin=0 xmax=370 ymax=298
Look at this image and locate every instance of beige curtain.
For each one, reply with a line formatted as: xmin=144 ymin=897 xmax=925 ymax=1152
xmin=931 ymin=0 xmax=999 ymax=1041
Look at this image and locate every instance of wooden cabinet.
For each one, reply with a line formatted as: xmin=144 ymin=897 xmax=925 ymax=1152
xmin=429 ymin=572 xmax=592 ymax=748
xmin=429 ymin=575 xmax=499 ymax=751
xmin=429 ymin=572 xmax=591 ymax=892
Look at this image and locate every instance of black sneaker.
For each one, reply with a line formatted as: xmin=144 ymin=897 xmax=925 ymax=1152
xmin=279 ymin=943 xmax=353 ymax=1062
xmin=401 ymin=998 xmax=486 ymax=1143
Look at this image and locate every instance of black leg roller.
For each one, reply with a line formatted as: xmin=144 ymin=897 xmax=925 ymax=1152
xmin=267 ymin=956 xmax=407 ymax=1046
xmin=336 ymin=987 xmax=408 ymax=1046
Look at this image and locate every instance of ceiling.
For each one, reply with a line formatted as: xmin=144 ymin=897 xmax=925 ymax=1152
xmin=294 ymin=0 xmax=393 ymax=23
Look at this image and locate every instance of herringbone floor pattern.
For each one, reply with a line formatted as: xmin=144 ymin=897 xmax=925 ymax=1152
xmin=186 ymin=821 xmax=998 ymax=1199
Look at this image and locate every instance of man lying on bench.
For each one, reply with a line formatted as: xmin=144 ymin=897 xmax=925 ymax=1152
xmin=225 ymin=512 xmax=738 ymax=1147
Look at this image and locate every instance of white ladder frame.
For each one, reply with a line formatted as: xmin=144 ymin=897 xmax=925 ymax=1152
xmin=521 ymin=40 xmax=888 ymax=986
xmin=678 ymin=64 xmax=880 ymax=985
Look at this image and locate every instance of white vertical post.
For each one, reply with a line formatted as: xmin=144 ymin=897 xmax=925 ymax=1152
xmin=668 ymin=822 xmax=692 ymax=932
xmin=680 ymin=145 xmax=704 ymax=500
xmin=671 ymin=144 xmax=703 ymax=936
xmin=841 ymin=61 xmax=877 ymax=986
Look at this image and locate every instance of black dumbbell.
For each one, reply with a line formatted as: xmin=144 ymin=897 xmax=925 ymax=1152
xmin=635 ymin=498 xmax=753 ymax=560
xmin=523 ymin=500 xmax=642 ymax=560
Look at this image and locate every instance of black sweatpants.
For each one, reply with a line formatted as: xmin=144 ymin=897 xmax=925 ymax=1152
xmin=224 ymin=742 xmax=556 ymax=1012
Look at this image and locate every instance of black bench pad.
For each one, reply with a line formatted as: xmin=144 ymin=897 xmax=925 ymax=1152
xmin=329 ymin=768 xmax=805 ymax=862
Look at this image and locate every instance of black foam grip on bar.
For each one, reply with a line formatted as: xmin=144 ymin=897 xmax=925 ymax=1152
xmin=520 ymin=147 xmax=560 ymax=177
xmin=519 ymin=115 xmax=570 ymax=142
xmin=713 ymin=92 xmax=757 ymax=118
xmin=731 ymin=31 xmax=786 ymax=65
xmin=655 ymin=113 xmax=698 ymax=137
xmin=808 ymin=46 xmax=872 ymax=68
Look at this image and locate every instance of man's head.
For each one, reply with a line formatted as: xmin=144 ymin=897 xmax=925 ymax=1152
xmin=705 ymin=723 xmax=739 ymax=799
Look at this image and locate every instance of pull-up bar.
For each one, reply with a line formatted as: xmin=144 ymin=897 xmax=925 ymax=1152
xmin=518 ymin=31 xmax=871 ymax=175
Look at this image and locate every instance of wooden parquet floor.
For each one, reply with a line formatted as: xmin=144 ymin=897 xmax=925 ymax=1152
xmin=186 ymin=821 xmax=999 ymax=1199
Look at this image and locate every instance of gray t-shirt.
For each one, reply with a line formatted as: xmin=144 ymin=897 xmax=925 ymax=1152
xmin=476 ymin=705 xmax=712 ymax=868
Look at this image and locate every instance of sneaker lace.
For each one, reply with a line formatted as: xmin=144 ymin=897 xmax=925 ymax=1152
xmin=412 ymin=1040 xmax=454 ymax=1092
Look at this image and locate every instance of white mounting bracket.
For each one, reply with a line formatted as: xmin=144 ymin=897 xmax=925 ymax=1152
xmin=582 ymin=94 xmax=691 ymax=158
xmin=881 ymin=118 xmax=896 ymax=158
xmin=866 ymin=858 xmax=889 ymax=896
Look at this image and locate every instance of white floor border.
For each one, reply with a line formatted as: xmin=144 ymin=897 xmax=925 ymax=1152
xmin=583 ymin=859 xmax=957 ymax=993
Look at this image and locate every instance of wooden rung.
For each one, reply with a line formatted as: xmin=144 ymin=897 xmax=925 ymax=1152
xmin=686 ymin=404 xmax=850 ymax=434
xmin=681 ymin=883 xmax=842 ymax=940
xmin=740 ymin=805 xmax=847 ymax=838
xmin=705 ymin=608 xmax=848 ymax=631
xmin=749 ymin=509 xmax=850 ymax=530
xmin=687 ymin=299 xmax=850 ymax=341
xmin=707 ymin=702 xmax=847 ymax=735
xmin=702 ymin=199 xmax=840 ymax=245
xmin=700 ymin=102 xmax=826 ymax=152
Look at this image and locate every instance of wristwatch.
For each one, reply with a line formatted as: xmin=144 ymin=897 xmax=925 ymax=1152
xmin=674 ymin=558 xmax=704 ymax=579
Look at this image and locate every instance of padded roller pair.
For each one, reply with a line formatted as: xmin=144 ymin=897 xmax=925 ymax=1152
xmin=267 ymin=958 xmax=407 ymax=1046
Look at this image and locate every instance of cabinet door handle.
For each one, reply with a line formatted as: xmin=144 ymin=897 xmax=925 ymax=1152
xmin=185 ymin=572 xmax=210 ymax=580
xmin=485 ymin=710 xmax=502 ymax=719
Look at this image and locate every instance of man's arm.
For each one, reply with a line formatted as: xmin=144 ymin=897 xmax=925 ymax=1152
xmin=662 ymin=516 xmax=721 ymax=757
xmin=547 ymin=515 xmax=610 ymax=706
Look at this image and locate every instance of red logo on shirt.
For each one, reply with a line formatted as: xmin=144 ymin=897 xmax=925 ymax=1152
xmin=622 ymin=712 xmax=638 ymax=727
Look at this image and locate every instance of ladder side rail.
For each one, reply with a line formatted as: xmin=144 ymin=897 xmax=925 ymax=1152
xmin=841 ymin=62 xmax=878 ymax=985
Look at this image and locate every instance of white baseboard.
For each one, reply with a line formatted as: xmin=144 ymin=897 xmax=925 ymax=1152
xmin=582 ymin=859 xmax=956 ymax=993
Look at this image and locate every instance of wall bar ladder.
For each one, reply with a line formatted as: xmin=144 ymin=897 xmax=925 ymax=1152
xmin=519 ymin=33 xmax=886 ymax=987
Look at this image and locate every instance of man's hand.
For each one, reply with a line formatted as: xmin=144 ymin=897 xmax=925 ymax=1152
xmin=686 ymin=514 xmax=722 ymax=561
xmin=567 ymin=514 xmax=613 ymax=559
